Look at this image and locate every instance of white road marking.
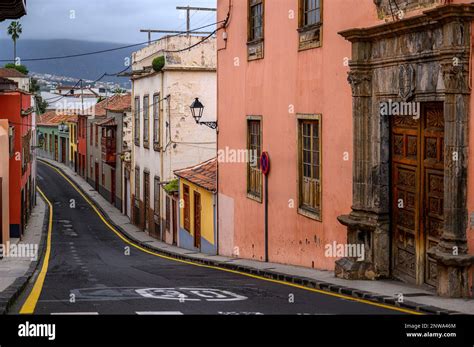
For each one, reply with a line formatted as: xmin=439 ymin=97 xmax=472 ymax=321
xmin=135 ymin=311 xmax=184 ymax=315
xmin=51 ymin=312 xmax=99 ymax=315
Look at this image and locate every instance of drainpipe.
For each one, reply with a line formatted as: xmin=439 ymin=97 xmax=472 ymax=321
xmin=160 ymin=71 xmax=165 ymax=240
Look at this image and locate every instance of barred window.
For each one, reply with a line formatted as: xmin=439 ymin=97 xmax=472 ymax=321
xmin=135 ymin=167 xmax=140 ymax=200
xmin=247 ymin=118 xmax=262 ymax=201
xmin=301 ymin=0 xmax=321 ymax=27
xmin=299 ymin=118 xmax=321 ymax=219
xmin=134 ymin=97 xmax=140 ymax=145
xmin=143 ymin=95 xmax=149 ymax=147
xmin=248 ymin=0 xmax=263 ymax=41
xmin=153 ymin=94 xmax=160 ymax=147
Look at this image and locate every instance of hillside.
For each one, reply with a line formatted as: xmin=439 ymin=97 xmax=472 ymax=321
xmin=0 ymin=39 xmax=142 ymax=86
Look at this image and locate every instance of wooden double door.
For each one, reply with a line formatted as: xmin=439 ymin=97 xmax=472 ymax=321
xmin=391 ymin=102 xmax=444 ymax=287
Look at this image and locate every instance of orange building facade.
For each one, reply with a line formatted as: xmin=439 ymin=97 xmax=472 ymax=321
xmin=216 ymin=0 xmax=474 ymax=297
xmin=0 ymin=81 xmax=33 ymax=239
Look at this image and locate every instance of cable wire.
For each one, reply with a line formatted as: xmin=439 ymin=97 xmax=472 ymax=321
xmin=0 ymin=21 xmax=224 ymax=63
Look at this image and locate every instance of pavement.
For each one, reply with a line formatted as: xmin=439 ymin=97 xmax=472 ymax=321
xmin=33 ymin=157 xmax=474 ymax=315
xmin=0 ymin=193 xmax=47 ymax=314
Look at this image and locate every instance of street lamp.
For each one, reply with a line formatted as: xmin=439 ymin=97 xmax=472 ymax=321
xmin=58 ymin=122 xmax=68 ymax=132
xmin=190 ymin=98 xmax=217 ymax=130
xmin=37 ymin=131 xmax=45 ymax=147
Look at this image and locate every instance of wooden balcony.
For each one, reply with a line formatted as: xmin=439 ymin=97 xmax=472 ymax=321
xmin=101 ymin=137 xmax=116 ymax=166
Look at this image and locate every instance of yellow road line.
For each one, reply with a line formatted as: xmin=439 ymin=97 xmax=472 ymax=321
xmin=38 ymin=159 xmax=423 ymax=315
xmin=20 ymin=187 xmax=53 ymax=314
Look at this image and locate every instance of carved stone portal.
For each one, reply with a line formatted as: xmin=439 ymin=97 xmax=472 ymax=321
xmin=337 ymin=4 xmax=474 ymax=298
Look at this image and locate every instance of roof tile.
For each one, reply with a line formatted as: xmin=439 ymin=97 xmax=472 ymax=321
xmin=174 ymin=158 xmax=217 ymax=192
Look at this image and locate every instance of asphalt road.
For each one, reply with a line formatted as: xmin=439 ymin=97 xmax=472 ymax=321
xmin=13 ymin=161 xmax=411 ymax=315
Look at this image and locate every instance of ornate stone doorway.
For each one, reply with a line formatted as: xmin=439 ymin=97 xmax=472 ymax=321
xmin=336 ymin=4 xmax=474 ymax=298
xmin=391 ymin=102 xmax=444 ymax=287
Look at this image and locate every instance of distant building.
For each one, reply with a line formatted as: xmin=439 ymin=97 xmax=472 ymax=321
xmin=86 ymin=94 xmax=131 ymax=211
xmin=40 ymin=91 xmax=98 ymax=114
xmin=0 ymin=68 xmax=30 ymax=92
xmin=175 ymin=158 xmax=217 ymax=255
xmin=37 ymin=112 xmax=77 ymax=166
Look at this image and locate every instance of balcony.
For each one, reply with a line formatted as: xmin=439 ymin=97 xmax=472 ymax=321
xmin=101 ymin=136 xmax=116 ymax=166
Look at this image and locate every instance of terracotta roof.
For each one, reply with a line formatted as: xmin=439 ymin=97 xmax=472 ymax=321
xmin=84 ymin=93 xmax=131 ymax=117
xmin=0 ymin=68 xmax=27 ymax=78
xmin=105 ymin=94 xmax=131 ymax=112
xmin=174 ymin=158 xmax=217 ymax=193
xmin=97 ymin=117 xmax=117 ymax=127
xmin=0 ymin=0 xmax=27 ymax=21
xmin=37 ymin=111 xmax=78 ymax=126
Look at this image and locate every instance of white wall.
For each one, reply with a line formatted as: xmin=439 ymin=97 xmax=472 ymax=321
xmin=131 ymin=35 xmax=217 ymax=243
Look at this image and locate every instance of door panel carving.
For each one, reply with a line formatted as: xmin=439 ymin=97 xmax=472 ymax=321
xmin=391 ymin=102 xmax=444 ymax=286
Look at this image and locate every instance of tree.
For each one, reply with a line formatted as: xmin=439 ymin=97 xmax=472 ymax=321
xmin=7 ymin=21 xmax=22 ymax=62
xmin=31 ymin=78 xmax=48 ymax=114
xmin=4 ymin=63 xmax=29 ymax=75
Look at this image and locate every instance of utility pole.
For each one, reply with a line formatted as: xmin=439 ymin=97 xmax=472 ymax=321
xmin=141 ymin=5 xmax=216 ymax=45
xmin=175 ymin=6 xmax=217 ymax=33
xmin=80 ymin=79 xmax=84 ymax=115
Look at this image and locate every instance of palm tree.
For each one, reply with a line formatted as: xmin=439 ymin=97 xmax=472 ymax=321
xmin=7 ymin=21 xmax=22 ymax=62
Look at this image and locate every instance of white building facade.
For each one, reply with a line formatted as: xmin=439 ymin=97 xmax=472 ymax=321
xmin=131 ymin=35 xmax=217 ymax=245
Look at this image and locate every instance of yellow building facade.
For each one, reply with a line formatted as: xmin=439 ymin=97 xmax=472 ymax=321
xmin=175 ymin=158 xmax=217 ymax=255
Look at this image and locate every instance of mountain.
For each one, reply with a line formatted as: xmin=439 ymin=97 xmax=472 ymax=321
xmin=0 ymin=39 xmax=143 ymax=87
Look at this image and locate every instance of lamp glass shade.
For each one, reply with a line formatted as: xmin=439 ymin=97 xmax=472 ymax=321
xmin=190 ymin=98 xmax=204 ymax=122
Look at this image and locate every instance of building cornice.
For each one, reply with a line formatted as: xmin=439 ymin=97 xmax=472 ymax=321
xmin=339 ymin=4 xmax=474 ymax=42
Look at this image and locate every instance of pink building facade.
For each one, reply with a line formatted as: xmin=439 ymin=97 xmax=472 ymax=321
xmin=217 ymin=0 xmax=474 ymax=298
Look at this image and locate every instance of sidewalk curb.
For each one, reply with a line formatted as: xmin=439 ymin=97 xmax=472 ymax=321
xmin=0 ymin=193 xmax=49 ymax=315
xmin=42 ymin=159 xmax=462 ymax=316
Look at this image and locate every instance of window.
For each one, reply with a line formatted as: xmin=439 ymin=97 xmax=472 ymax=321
xmin=95 ymin=124 xmax=98 ymax=147
xmin=247 ymin=0 xmax=264 ymax=60
xmin=89 ymin=124 xmax=93 ymax=145
xmin=298 ymin=0 xmax=322 ymax=50
xmin=298 ymin=116 xmax=321 ymax=219
xmin=134 ymin=97 xmax=140 ymax=146
xmin=49 ymin=134 xmax=52 ymax=153
xmin=154 ymin=176 xmax=161 ymax=217
xmin=143 ymin=95 xmax=149 ymax=148
xmin=166 ymin=196 xmax=171 ymax=231
xmin=135 ymin=167 xmax=140 ymax=200
xmin=248 ymin=0 xmax=263 ymax=41
xmin=247 ymin=118 xmax=262 ymax=201
xmin=183 ymin=184 xmax=190 ymax=231
xmin=153 ymin=93 xmax=160 ymax=150
xmin=301 ymin=0 xmax=321 ymax=27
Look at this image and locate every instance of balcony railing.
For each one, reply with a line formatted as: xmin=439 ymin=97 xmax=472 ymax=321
xmin=101 ymin=137 xmax=116 ymax=166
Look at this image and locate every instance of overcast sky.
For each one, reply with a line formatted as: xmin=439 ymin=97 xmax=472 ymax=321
xmin=0 ymin=0 xmax=217 ymax=44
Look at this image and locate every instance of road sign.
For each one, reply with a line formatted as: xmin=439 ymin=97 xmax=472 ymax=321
xmin=260 ymin=152 xmax=270 ymax=176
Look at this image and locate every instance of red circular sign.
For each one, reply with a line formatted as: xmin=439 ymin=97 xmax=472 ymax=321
xmin=260 ymin=152 xmax=270 ymax=176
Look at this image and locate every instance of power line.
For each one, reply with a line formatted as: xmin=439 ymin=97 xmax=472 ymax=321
xmin=163 ymin=29 xmax=217 ymax=53
xmin=0 ymin=21 xmax=224 ymax=63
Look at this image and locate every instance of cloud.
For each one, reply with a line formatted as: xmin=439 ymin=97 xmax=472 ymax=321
xmin=0 ymin=0 xmax=217 ymax=44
